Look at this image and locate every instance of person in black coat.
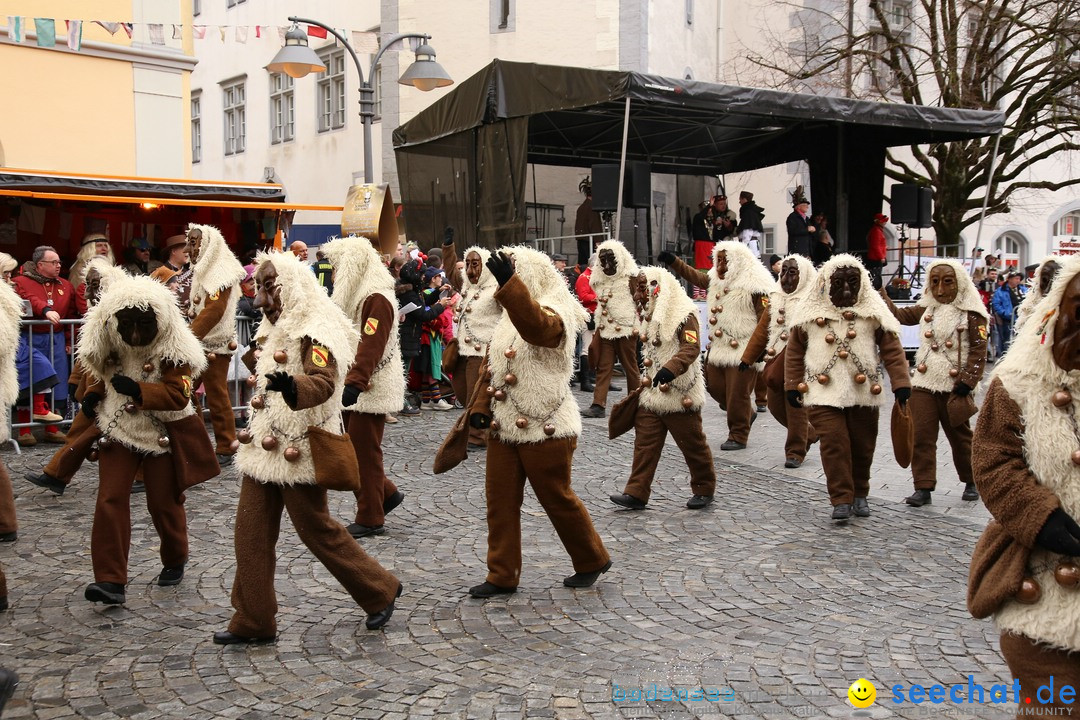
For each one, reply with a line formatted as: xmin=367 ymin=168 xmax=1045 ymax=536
xmin=785 ymin=186 xmax=815 ymax=258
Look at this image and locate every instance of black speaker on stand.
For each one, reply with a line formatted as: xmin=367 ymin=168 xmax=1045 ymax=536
xmin=591 ymin=164 xmax=621 ymax=212
xmin=891 ymin=184 xmax=933 ymax=290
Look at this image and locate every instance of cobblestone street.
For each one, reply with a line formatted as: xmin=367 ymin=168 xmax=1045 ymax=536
xmin=0 ymin=383 xmax=1010 ymax=720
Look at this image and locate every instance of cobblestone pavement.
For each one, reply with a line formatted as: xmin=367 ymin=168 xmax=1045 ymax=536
xmin=0 ymin=379 xmax=1011 ymax=720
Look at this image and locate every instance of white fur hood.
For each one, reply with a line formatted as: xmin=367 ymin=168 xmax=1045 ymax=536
xmin=503 ymin=245 xmax=588 ymax=334
xmin=188 ymin=223 xmax=247 ymax=297
xmin=789 ymin=254 xmax=901 ymax=335
xmin=322 ymin=235 xmax=395 ymax=320
xmin=590 ymin=239 xmax=639 ymax=289
xmin=711 ymin=240 xmax=775 ymax=293
xmin=919 ymin=258 xmax=989 ymax=319
xmin=775 ymin=254 xmax=817 ymax=302
xmin=640 ymin=265 xmax=697 ymax=342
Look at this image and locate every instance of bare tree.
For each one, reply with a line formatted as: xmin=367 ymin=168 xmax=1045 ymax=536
xmin=744 ymin=0 xmax=1080 ymax=247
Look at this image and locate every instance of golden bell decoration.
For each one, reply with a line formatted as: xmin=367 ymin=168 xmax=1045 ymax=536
xmin=143 ymin=363 xmax=154 ymax=373
xmin=659 ymin=383 xmax=671 ymax=393
xmin=924 ymin=314 xmax=934 ymax=323
xmin=229 ymin=440 xmax=240 ymax=453
xmin=710 ymin=316 xmax=718 ymax=325
xmin=504 ymin=348 xmax=517 ymax=359
xmin=228 ymin=340 xmax=238 ymax=351
xmin=494 ymin=390 xmax=507 ymax=401
xmin=846 ymin=330 xmax=857 ymax=340
xmin=714 ymin=329 xmax=723 ymax=338
xmin=780 ymin=331 xmax=789 ymax=341
xmin=917 ymin=363 xmax=928 ymax=373
xmin=88 ymin=448 xmax=99 ymax=462
xmin=543 ymin=424 xmax=556 ymax=437
xmin=817 ymin=374 xmax=830 ymax=385
xmin=246 ymin=375 xmax=258 ymax=388
xmin=948 ymin=368 xmax=959 ymax=378
xmin=486 ymin=385 xmax=496 ymax=396
xmin=729 ymin=339 xmax=739 ymax=348
xmin=261 ymin=436 xmax=278 ymax=451
xmin=474 ymin=344 xmax=482 ymax=352
xmin=157 ymin=436 xmax=171 ymax=448
xmin=643 ymin=358 xmax=653 ymax=367
xmin=1053 ymin=390 xmax=1073 ymax=407
xmin=945 ymin=340 xmax=954 ymax=349
xmin=250 ymin=395 xmax=265 ymax=410
xmin=1055 ymin=562 xmax=1080 ymax=588
xmin=124 ymin=403 xmax=138 ymax=414
xmin=931 ymin=343 xmax=939 ymax=352
xmin=870 ymin=383 xmax=883 ymax=395
xmin=207 ymin=352 xmax=217 ymax=361
xmin=515 ymin=417 xmax=529 ymax=429
xmin=652 ymin=338 xmax=663 ymax=347
xmin=924 ymin=330 xmax=934 ymax=338
xmin=504 ymin=373 xmax=518 ymax=386
xmin=854 ymin=373 xmax=867 ymax=384
xmin=1016 ymin=577 xmax=1042 ymax=604
xmin=490 ymin=420 xmax=501 ymax=432
xmin=838 ymin=350 xmax=850 ymax=359
xmin=238 ymin=429 xmax=253 ymax=444
xmin=767 ymin=348 xmax=776 ymax=357
xmin=842 ymin=311 xmax=855 ymax=321
xmin=796 ymin=382 xmax=809 ymax=393
xmin=681 ymin=397 xmax=694 ymax=409
xmin=1071 ymin=450 xmax=1080 ymax=467
xmin=273 ymin=350 xmax=288 ymax=364
xmin=825 ymin=333 xmax=836 ymax=344
xmin=98 ymin=437 xmax=111 ymax=450
xmin=283 ymin=447 xmax=301 ymax=462
xmin=716 ymin=305 xmax=723 ymax=313
xmin=815 ymin=317 xmax=826 ymax=327
xmin=776 ymin=316 xmax=784 ymax=325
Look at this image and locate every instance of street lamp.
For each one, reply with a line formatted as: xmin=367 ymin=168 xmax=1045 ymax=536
xmin=267 ymin=16 xmax=453 ymax=184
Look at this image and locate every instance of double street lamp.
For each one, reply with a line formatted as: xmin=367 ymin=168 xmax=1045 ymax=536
xmin=267 ymin=16 xmax=453 ymax=183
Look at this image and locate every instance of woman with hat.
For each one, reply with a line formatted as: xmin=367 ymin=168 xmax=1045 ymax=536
xmin=69 ymin=233 xmax=115 ymax=288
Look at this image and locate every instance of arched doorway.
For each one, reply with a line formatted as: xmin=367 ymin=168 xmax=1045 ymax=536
xmin=992 ymin=231 xmax=1029 ymax=272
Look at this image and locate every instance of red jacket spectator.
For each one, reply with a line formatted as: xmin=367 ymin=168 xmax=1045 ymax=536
xmin=14 ymin=260 xmax=77 ymax=330
xmin=575 ymin=267 xmax=597 ymax=313
xmin=867 ymin=214 xmax=888 ymax=263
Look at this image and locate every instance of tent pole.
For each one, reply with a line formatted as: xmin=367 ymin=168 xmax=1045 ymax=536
xmin=972 ymin=132 xmax=1001 ymax=272
xmin=614 ymin=97 xmax=631 ymax=243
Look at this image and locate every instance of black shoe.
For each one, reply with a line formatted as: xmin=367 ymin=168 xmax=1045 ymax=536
xmin=0 ymin=596 xmax=7 ymax=612
xmin=853 ymin=498 xmax=870 ymax=517
xmin=831 ymin=504 xmax=852 ymax=521
xmin=962 ymin=483 xmax=980 ymax=502
xmin=784 ymin=457 xmax=802 ymax=469
xmin=0 ymin=531 xmax=15 ymax=543
xmin=25 ymin=471 xmax=65 ymax=495
xmin=131 ymin=481 xmax=146 ymax=494
xmin=467 ymin=442 xmax=487 ymax=451
xmin=158 ymin=566 xmax=185 ymax=587
xmin=609 ymin=384 xmax=622 ymax=392
xmin=720 ymin=440 xmax=746 ymax=451
xmin=756 ymin=404 xmax=767 ymax=413
xmin=581 ymin=404 xmax=606 ymax=419
xmin=468 ymin=581 xmax=517 ymax=598
xmin=347 ymin=523 xmax=385 ymax=539
xmin=216 ymin=453 xmax=234 ymax=467
xmin=212 ymin=631 xmax=276 ymax=646
xmin=578 ymin=366 xmax=594 ymax=392
xmin=609 ymin=493 xmax=647 ymax=509
xmin=905 ymin=489 xmax=932 ymax=507
xmin=85 ymin=582 xmax=126 ymax=605
xmin=383 ymin=490 xmax=405 ymax=515
xmin=563 ymin=560 xmax=613 ymax=588
xmin=686 ymin=495 xmax=714 ymax=510
xmin=366 ymin=584 xmax=403 ymax=630
xmin=0 ymin=668 xmax=18 ymax=715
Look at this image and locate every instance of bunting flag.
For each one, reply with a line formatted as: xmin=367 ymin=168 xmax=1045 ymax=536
xmin=234 ymin=26 xmax=247 ymax=43
xmin=307 ymin=24 xmax=327 ymax=39
xmin=147 ymin=23 xmax=164 ymax=45
xmin=34 ymin=18 xmax=55 ymax=47
xmin=94 ymin=20 xmax=120 ymax=35
xmin=218 ymin=26 xmax=226 ymax=41
xmin=65 ymin=19 xmax=81 ymax=50
xmin=254 ymin=25 xmax=262 ymax=38
xmin=172 ymin=24 xmax=181 ymax=40
xmin=120 ymin=22 xmax=133 ymax=38
xmin=8 ymin=16 xmax=23 ymax=42
xmin=192 ymin=25 xmax=206 ymax=39
xmin=277 ymin=26 xmax=286 ymax=43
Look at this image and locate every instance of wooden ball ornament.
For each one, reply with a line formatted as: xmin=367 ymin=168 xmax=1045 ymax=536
xmin=817 ymin=374 xmax=830 ymax=385
xmin=474 ymin=344 xmax=482 ymax=352
xmin=714 ymin=329 xmax=723 ymax=338
xmin=924 ymin=314 xmax=934 ymax=323
xmin=143 ymin=363 xmax=154 ymax=373
xmin=854 ymin=373 xmax=867 ymax=384
xmin=1071 ymin=450 xmax=1080 ymax=467
xmin=870 ymin=383 xmax=883 ymax=395
xmin=729 ymin=339 xmax=739 ymax=348
xmin=709 ymin=316 xmax=718 ymax=326
xmin=229 ymin=440 xmax=240 ymax=453
xmin=486 ymin=385 xmax=496 ymax=396
xmin=504 ymin=373 xmax=518 ymax=386
xmin=1053 ymin=390 xmax=1073 ymax=407
xmin=796 ymin=382 xmax=809 ymax=394
xmin=815 ymin=317 xmax=826 ymax=327
xmin=88 ymin=448 xmax=100 ymax=462
xmin=715 ymin=305 xmax=723 ymax=313
xmin=228 ymin=340 xmax=238 ymax=351
xmin=490 ymin=420 xmax=501 ymax=432
xmin=652 ymin=339 xmax=662 ymax=347
xmin=659 ymin=383 xmax=671 ymax=393
xmin=124 ymin=403 xmax=138 ymax=414
xmin=767 ymin=348 xmax=776 ymax=357
xmin=543 ymin=424 xmax=556 ymax=437
xmin=1055 ymin=562 xmax=1080 ymax=588
xmin=780 ymin=332 xmax=789 ymax=341
xmin=237 ymin=429 xmax=253 ymax=444
xmin=846 ymin=330 xmax=857 ymax=339
xmin=246 ymin=375 xmax=258 ymax=388
xmin=494 ymin=390 xmax=507 ymax=401
xmin=98 ymin=437 xmax=111 ymax=450
xmin=643 ymin=358 xmax=653 ymax=367
xmin=157 ymin=436 xmax=171 ymax=448
xmin=273 ymin=350 xmax=288 ymax=364
xmin=515 ymin=417 xmax=529 ymax=429
xmin=681 ymin=397 xmax=694 ymax=409
xmin=945 ymin=340 xmax=954 ymax=349
xmin=283 ymin=447 xmax=301 ymax=462
xmin=504 ymin=348 xmax=517 ymax=359
xmin=948 ymin=368 xmax=959 ymax=378
xmin=1016 ymin=577 xmax=1042 ymax=604
xmin=825 ymin=333 xmax=836 ymax=344
xmin=924 ymin=330 xmax=934 ymax=338
xmin=837 ymin=350 xmax=850 ymax=359
xmin=931 ymin=343 xmax=939 ymax=352
xmin=917 ymin=363 xmax=928 ymax=373
xmin=463 ymin=336 xmax=472 ymax=344
xmin=776 ymin=316 xmax=785 ymax=325
xmin=250 ymin=395 xmax=265 ymax=410
xmin=842 ymin=310 xmax=855 ymax=321
xmin=262 ymin=436 xmax=278 ymax=451
xmin=207 ymin=353 xmax=217 ymax=362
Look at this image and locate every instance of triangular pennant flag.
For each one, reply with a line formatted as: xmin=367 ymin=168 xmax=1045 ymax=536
xmin=307 ymin=24 xmax=327 ymax=39
xmin=65 ymin=20 xmax=82 ymax=51
xmin=234 ymin=26 xmax=248 ymax=43
xmin=172 ymin=24 xmax=182 ymax=40
xmin=34 ymin=18 xmax=56 ymax=47
xmin=351 ymin=31 xmax=379 ymax=54
xmin=8 ymin=17 xmax=23 ymax=43
xmin=255 ymin=25 xmax=262 ymax=38
xmin=94 ymin=20 xmax=120 ymax=35
xmin=147 ymin=23 xmax=164 ymax=45
xmin=120 ymin=22 xmax=133 ymax=38
xmin=218 ymin=26 xmax=226 ymax=41
xmin=192 ymin=25 xmax=206 ymax=39
xmin=277 ymin=26 xmax=286 ymax=43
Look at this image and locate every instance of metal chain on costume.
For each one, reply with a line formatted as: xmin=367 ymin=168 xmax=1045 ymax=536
xmin=99 ymin=356 xmax=165 ymax=444
xmin=596 ymin=287 xmax=637 ymax=330
xmin=803 ymin=316 xmax=881 ymax=386
xmin=639 ymin=301 xmax=697 ymax=395
xmin=457 ymin=281 xmax=497 ymax=347
xmin=915 ymin=309 xmax=962 ymax=374
xmin=488 ymin=330 xmax=563 ymax=428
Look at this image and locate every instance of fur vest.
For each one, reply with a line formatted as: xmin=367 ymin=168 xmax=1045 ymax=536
xmin=348 ymin=291 xmax=404 ymax=415
xmin=456 ymin=247 xmax=501 ymax=358
xmin=591 ymin=239 xmax=639 ymax=340
xmin=705 ymin=241 xmax=774 ymax=368
xmin=764 ymin=255 xmax=816 ymax=361
xmin=910 ymin=259 xmax=989 ymax=393
xmin=0 ymin=282 xmax=24 ymax=444
xmin=188 ymin=223 xmax=246 ymax=353
xmin=638 ymin=267 xmax=705 ymax=414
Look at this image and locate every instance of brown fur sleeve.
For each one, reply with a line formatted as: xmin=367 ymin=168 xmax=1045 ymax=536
xmin=139 ymin=363 xmax=194 ymax=412
xmin=752 ymin=293 xmax=768 ymax=320
xmin=784 ymin=326 xmax=808 ymax=391
xmin=960 ymin=311 xmax=989 ymax=388
xmin=878 ymin=289 xmax=924 ymax=325
xmin=876 ymin=328 xmax=912 ymax=390
xmin=291 ymin=337 xmax=338 ymax=410
xmin=494 ymin=275 xmax=563 ymax=349
xmin=443 ymin=241 xmax=462 ymax=293
xmin=344 ymin=295 xmax=395 ymax=390
xmin=189 ymin=285 xmax=232 ymax=341
xmin=662 ymin=314 xmax=702 ymax=378
xmin=973 ymin=378 xmax=1061 ymax=547
xmin=741 ymin=307 xmax=771 ymax=365
xmin=668 ymin=258 xmax=711 ymax=290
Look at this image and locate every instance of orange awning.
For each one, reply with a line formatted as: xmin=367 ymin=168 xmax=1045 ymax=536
xmin=0 ymin=187 xmax=341 ymax=212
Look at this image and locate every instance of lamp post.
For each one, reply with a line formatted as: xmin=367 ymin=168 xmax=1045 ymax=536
xmin=267 ymin=16 xmax=452 ymax=184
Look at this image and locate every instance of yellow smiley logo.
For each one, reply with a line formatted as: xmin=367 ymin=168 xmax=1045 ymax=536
xmin=848 ymin=678 xmax=876 ymax=708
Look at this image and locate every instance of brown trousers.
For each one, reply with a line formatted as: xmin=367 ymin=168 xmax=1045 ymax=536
xmin=592 ymin=336 xmax=641 ymax=408
xmin=808 ymin=405 xmax=879 ymax=506
xmin=754 ymin=373 xmax=767 ymax=406
xmin=764 ymin=357 xmax=818 ymax=462
xmin=624 ymin=409 xmax=716 ymax=502
xmin=1001 ymin=632 xmax=1080 ymax=718
xmin=0 ymin=560 xmax=5 ymax=600
xmin=485 ymin=436 xmax=610 ymax=588
xmin=0 ymin=463 xmax=15 ymax=536
xmin=910 ymin=388 xmax=974 ymax=490
xmin=228 ymin=476 xmax=400 ymax=637
xmin=450 ymin=354 xmax=487 ymax=446
xmin=705 ymin=364 xmax=757 ymax=444
xmin=92 ymin=445 xmax=188 ymax=584
xmin=198 ymin=352 xmax=236 ymax=455
xmin=346 ymin=411 xmax=400 ymax=527
xmin=43 ymin=410 xmax=99 ymax=486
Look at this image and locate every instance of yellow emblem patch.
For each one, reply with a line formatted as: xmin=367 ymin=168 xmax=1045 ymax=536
xmin=209 ymin=290 xmax=220 ymax=301
xmin=364 ymin=318 xmax=379 ymax=335
xmin=978 ymin=325 xmax=988 ymax=340
xmin=311 ymin=345 xmax=329 ymax=368
xmin=181 ymin=375 xmax=192 ymax=398
xmin=760 ymin=297 xmax=770 ymax=308
xmin=685 ymin=329 xmax=699 ymax=344
xmin=542 ymin=307 xmax=556 ymax=316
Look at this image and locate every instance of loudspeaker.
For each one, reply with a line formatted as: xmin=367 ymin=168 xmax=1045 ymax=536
xmin=891 ymin=184 xmax=933 ymax=228
xmin=623 ymin=161 xmax=651 ymax=209
xmin=591 ymin=164 xmax=620 ymax=212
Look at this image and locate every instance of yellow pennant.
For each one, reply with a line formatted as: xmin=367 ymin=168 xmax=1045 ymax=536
xmin=311 ymin=345 xmax=329 ymax=367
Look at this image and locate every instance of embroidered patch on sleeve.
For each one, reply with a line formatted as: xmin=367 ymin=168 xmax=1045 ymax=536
xmin=209 ymin=290 xmax=220 ymax=301
xmin=978 ymin=325 xmax=988 ymax=340
xmin=364 ymin=318 xmax=379 ymax=335
xmin=684 ymin=329 xmax=699 ymax=344
xmin=311 ymin=345 xmax=329 ymax=368
xmin=181 ymin=376 xmax=193 ymax=397
xmin=542 ymin=307 xmax=556 ymax=316
xmin=760 ymin=297 xmax=770 ymax=308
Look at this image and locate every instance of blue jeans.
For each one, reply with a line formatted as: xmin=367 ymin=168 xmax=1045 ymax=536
xmin=997 ymin=319 xmax=1013 ymax=357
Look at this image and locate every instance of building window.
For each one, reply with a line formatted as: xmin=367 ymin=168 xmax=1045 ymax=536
xmin=317 ymin=49 xmax=346 ymax=132
xmin=686 ymin=0 xmax=693 ymax=26
xmin=269 ymin=73 xmax=295 ymax=144
xmin=1055 ymin=213 xmax=1080 ymax=236
xmin=1053 ymin=27 xmax=1080 ymax=121
xmin=372 ymin=65 xmax=382 ymax=120
xmin=226 ymin=0 xmax=246 ymax=7
xmin=193 ymin=0 xmax=201 ymax=16
xmin=491 ymin=0 xmax=514 ymax=32
xmin=762 ymin=226 xmax=776 ymax=256
xmin=868 ymin=0 xmax=913 ymax=94
xmin=191 ymin=92 xmax=202 ymax=163
xmin=222 ymin=79 xmax=246 ymax=156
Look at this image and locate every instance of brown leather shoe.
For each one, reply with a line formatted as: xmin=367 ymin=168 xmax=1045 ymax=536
xmin=42 ymin=431 xmax=67 ymax=444
xmin=16 ymin=434 xmax=36 ymax=448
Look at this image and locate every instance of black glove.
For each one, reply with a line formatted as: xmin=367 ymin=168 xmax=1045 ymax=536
xmin=68 ymin=383 xmax=78 ymax=399
xmin=264 ymin=371 xmax=298 ymax=408
xmin=786 ymin=390 xmax=803 ymax=408
xmin=110 ymin=374 xmax=142 ymax=402
xmin=342 ymin=385 xmax=361 ymax=407
xmin=658 ymin=251 xmax=676 ymax=266
xmin=894 ymin=386 xmax=911 ymax=406
xmin=953 ymin=382 xmax=973 ymax=397
xmin=738 ymin=361 xmax=750 ymax=372
xmin=652 ymin=367 xmax=676 ymax=387
xmin=486 ymin=251 xmax=514 ymax=287
xmin=872 ymin=273 xmax=884 ymax=291
xmin=443 ymin=226 xmax=455 ymax=246
xmin=469 ymin=413 xmax=491 ymax=430
xmin=81 ymin=392 xmax=102 ymax=420
xmin=1036 ymin=508 xmax=1080 ymax=556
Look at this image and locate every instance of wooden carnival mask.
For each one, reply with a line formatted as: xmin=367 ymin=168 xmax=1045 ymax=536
xmin=928 ymin=265 xmax=958 ymax=305
xmin=115 ymin=307 xmax=159 ymax=347
xmin=780 ymin=258 xmax=800 ymax=294
xmin=829 ymin=265 xmax=861 ymax=308
xmin=1052 ymin=273 xmax=1080 ymax=372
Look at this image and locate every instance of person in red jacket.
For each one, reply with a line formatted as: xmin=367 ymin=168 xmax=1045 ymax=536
xmin=575 ymin=264 xmax=597 ymax=391
xmin=866 ymin=213 xmax=889 ymax=290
